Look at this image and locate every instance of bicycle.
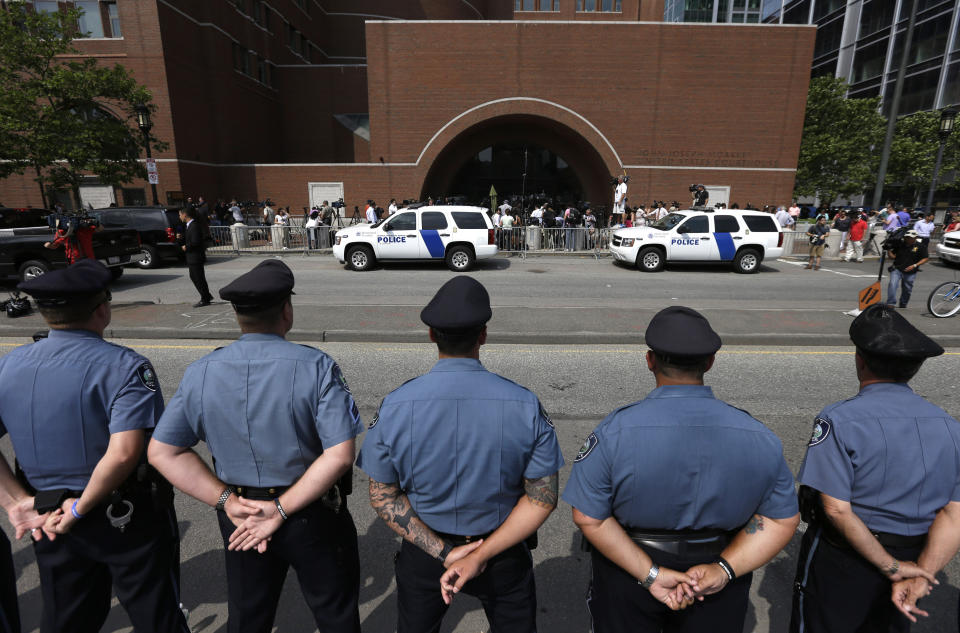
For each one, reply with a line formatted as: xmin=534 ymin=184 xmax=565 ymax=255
xmin=927 ymin=280 xmax=960 ymax=317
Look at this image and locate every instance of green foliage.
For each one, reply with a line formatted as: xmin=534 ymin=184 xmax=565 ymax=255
xmin=0 ymin=4 xmax=165 ymax=206
xmin=794 ymin=76 xmax=887 ymax=205
xmin=887 ymin=110 xmax=960 ymax=203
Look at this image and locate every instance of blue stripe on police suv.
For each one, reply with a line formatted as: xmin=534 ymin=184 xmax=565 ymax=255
xmin=714 ymin=233 xmax=736 ymax=260
xmin=421 ymin=230 xmax=445 ymax=258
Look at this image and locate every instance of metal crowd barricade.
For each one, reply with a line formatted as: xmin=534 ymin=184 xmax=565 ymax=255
xmin=495 ymin=226 xmax=613 ymax=259
xmin=208 ymin=224 xmax=327 ymax=255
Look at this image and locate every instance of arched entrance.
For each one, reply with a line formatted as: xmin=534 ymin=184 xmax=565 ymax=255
xmin=420 ymin=114 xmax=612 ymax=211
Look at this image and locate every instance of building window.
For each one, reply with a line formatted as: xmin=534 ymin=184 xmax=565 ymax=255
xmin=257 ymin=56 xmax=267 ymax=84
xmin=516 ymin=0 xmax=558 ymax=9
xmin=859 ymin=0 xmax=895 ymax=38
xmin=814 ymin=16 xmax=843 ymax=57
xmin=884 ymin=68 xmax=940 ymax=115
xmin=34 ymin=0 xmax=121 ymax=38
xmin=891 ymin=14 xmax=951 ymax=66
xmin=577 ymin=0 xmax=622 ymax=11
xmin=852 ymin=38 xmax=889 ymax=82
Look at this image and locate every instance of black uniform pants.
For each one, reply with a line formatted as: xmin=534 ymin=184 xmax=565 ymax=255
xmin=790 ymin=524 xmax=923 ymax=633
xmin=0 ymin=530 xmax=19 ymax=633
xmin=216 ymin=500 xmax=360 ymax=633
xmin=32 ymin=490 xmax=188 ymax=633
xmin=395 ymin=539 xmax=537 ymax=633
xmin=188 ymin=263 xmax=212 ymax=303
xmin=588 ymin=546 xmax=753 ymax=633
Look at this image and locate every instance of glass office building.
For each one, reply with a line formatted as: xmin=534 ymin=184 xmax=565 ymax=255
xmin=665 ymin=0 xmax=959 ymax=114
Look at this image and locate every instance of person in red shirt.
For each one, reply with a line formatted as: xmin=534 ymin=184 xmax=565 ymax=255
xmin=842 ymin=211 xmax=869 ymax=262
xmin=45 ymin=223 xmax=100 ymax=264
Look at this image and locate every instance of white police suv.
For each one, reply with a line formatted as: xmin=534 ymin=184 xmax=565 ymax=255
xmin=332 ymin=205 xmax=497 ymax=272
xmin=936 ymin=230 xmax=960 ymax=266
xmin=609 ymin=209 xmax=784 ymax=273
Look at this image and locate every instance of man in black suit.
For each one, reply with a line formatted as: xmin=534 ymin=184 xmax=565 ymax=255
xmin=180 ymin=206 xmax=213 ymax=307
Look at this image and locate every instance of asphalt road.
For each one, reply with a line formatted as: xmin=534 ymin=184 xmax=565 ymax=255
xmin=3 ymin=340 xmax=959 ymax=633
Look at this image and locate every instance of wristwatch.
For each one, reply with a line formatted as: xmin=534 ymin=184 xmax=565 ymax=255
xmin=640 ymin=563 xmax=660 ymax=588
xmin=215 ymin=487 xmax=233 ymax=512
xmin=437 ymin=540 xmax=454 ymax=563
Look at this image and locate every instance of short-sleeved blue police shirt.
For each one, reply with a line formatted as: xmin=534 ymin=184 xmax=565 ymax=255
xmin=356 ymin=357 xmax=564 ymax=535
xmin=0 ymin=329 xmax=163 ymax=491
xmin=563 ymin=385 xmax=797 ymax=530
xmin=153 ymin=333 xmax=363 ymax=487
xmin=798 ymin=382 xmax=960 ymax=535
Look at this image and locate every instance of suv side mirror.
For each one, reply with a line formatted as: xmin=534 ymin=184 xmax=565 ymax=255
xmin=676 ymin=225 xmax=687 ymax=234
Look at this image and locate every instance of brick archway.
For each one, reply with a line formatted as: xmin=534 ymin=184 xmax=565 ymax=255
xmin=416 ymin=99 xmax=621 ymax=210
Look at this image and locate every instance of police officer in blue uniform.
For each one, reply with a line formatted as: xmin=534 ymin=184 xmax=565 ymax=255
xmin=0 ymin=259 xmax=189 ymax=632
xmin=563 ymin=306 xmax=800 ymax=633
xmin=358 ymin=276 xmax=564 ymax=633
xmin=790 ymin=304 xmax=957 ymax=633
xmin=148 ymin=259 xmax=363 ymax=633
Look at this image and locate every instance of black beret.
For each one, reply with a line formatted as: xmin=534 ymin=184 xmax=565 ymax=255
xmin=645 ymin=306 xmax=721 ymax=362
xmin=219 ymin=260 xmax=295 ymax=312
xmin=421 ymin=276 xmax=491 ymax=331
xmin=850 ymin=304 xmax=943 ymax=359
xmin=18 ymin=259 xmax=112 ymax=307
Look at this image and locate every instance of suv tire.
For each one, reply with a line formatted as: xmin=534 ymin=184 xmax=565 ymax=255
xmin=733 ymin=248 xmax=761 ymax=274
xmin=636 ymin=247 xmax=665 ymax=272
xmin=445 ymin=245 xmax=475 ymax=272
xmin=18 ymin=259 xmax=49 ymax=282
xmin=137 ymin=245 xmax=159 ymax=269
xmin=348 ymin=245 xmax=375 ymax=271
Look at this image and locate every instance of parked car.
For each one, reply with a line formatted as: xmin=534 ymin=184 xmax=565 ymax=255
xmin=91 ymin=206 xmax=185 ymax=269
xmin=0 ymin=207 xmax=144 ymax=281
xmin=332 ymin=205 xmax=497 ymax=271
xmin=609 ymin=208 xmax=784 ymax=273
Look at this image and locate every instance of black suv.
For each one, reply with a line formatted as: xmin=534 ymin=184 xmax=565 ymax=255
xmin=92 ymin=206 xmax=184 ymax=269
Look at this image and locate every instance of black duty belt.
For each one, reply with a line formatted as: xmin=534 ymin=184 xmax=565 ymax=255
xmin=823 ymin=527 xmax=926 ymax=550
xmin=435 ymin=530 xmax=492 ymax=546
xmin=624 ymin=527 xmax=737 ymax=557
xmin=230 ymin=484 xmax=291 ymax=500
xmin=434 ymin=529 xmax=539 ymax=551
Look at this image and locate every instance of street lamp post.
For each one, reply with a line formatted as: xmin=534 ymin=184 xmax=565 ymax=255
xmin=135 ymin=103 xmax=159 ymax=205
xmin=924 ymin=107 xmax=957 ymax=215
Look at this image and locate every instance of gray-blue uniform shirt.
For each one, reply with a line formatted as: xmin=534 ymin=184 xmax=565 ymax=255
xmin=152 ymin=333 xmax=363 ymax=487
xmin=357 ymin=357 xmax=565 ymax=536
xmin=798 ymin=382 xmax=960 ymax=535
xmin=0 ymin=329 xmax=164 ymax=491
xmin=563 ymin=385 xmax=798 ymax=529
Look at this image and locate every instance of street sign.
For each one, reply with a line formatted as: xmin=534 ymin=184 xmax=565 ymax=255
xmin=145 ymin=158 xmax=157 ymax=174
xmin=859 ymin=281 xmax=882 ymax=310
xmin=148 ymin=172 xmax=159 ymax=185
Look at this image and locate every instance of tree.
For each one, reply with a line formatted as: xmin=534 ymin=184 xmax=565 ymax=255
xmin=0 ymin=4 xmax=165 ymax=208
xmin=794 ymin=76 xmax=887 ymax=205
xmin=886 ymin=110 xmax=960 ymax=206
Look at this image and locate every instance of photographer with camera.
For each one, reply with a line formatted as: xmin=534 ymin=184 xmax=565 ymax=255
xmin=691 ymin=185 xmax=709 ymax=208
xmin=885 ymin=229 xmax=929 ymax=309
xmin=805 ymin=216 xmax=829 ymax=271
xmin=44 ymin=215 xmax=102 ymax=265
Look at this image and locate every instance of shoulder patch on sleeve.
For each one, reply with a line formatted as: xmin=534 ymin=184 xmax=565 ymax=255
xmin=575 ymin=433 xmax=599 ymax=462
xmin=137 ymin=363 xmax=158 ymax=392
xmin=808 ymin=417 xmax=831 ymax=446
xmin=332 ymin=363 xmax=352 ymax=395
xmin=539 ymin=402 xmax=554 ymax=429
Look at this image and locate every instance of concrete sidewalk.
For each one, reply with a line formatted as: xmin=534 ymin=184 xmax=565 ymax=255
xmin=1 ymin=300 xmax=957 ymax=346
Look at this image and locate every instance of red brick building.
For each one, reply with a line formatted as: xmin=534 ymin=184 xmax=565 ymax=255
xmin=1 ymin=0 xmax=815 ymax=215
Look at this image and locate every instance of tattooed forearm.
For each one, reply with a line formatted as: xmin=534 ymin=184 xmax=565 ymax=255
xmin=524 ymin=473 xmax=559 ymax=510
xmin=744 ymin=515 xmax=765 ymax=534
xmin=369 ymin=479 xmax=445 ymax=558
